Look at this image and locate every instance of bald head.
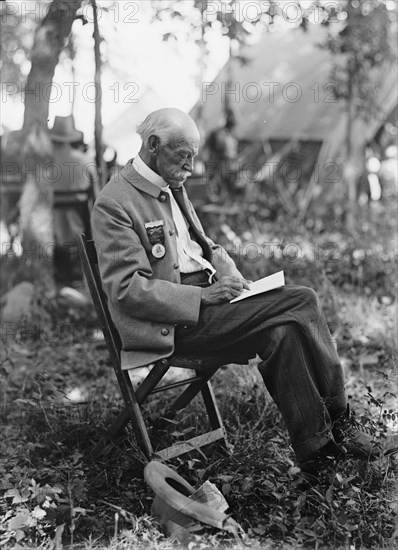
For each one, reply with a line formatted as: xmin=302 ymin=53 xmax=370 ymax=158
xmin=137 ymin=108 xmax=199 ymax=147
xmin=137 ymin=108 xmax=200 ymax=187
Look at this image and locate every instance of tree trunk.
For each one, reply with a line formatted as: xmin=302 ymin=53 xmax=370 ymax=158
xmin=344 ymin=62 xmax=357 ymax=233
xmin=195 ymin=0 xmax=207 ymax=139
xmin=20 ymin=0 xmax=82 ymax=285
xmin=68 ymin=34 xmax=78 ymax=119
xmin=91 ymin=0 xmax=105 ymax=189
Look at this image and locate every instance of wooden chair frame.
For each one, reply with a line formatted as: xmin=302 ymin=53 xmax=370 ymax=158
xmin=77 ymin=234 xmax=251 ymax=460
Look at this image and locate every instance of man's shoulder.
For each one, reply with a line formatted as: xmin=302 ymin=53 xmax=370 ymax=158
xmin=91 ymin=175 xmax=131 ymax=226
xmin=98 ymin=159 xmax=164 ymax=205
xmin=94 ymin=161 xmax=154 ymax=214
xmin=97 ymin=161 xmax=136 ymax=196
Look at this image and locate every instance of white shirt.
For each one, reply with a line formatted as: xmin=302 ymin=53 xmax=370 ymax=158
xmin=132 ymin=155 xmax=216 ymax=278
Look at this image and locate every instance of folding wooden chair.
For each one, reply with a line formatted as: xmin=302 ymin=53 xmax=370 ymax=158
xmin=77 ymin=234 xmax=253 ymax=460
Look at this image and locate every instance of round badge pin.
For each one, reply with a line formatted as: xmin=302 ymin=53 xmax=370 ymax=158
xmin=152 ymin=243 xmax=166 ymax=258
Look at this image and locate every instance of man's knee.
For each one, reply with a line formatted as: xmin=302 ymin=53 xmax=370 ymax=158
xmin=293 ymin=285 xmax=321 ymax=311
xmin=263 ymin=323 xmax=301 ymax=351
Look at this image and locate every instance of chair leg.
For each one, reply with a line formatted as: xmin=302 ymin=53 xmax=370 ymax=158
xmin=200 ymin=380 xmax=229 ymax=453
xmin=92 ymin=401 xmax=154 ymax=459
xmin=153 ymin=370 xmax=228 ymax=460
xmin=135 ymin=361 xmax=170 ymax=404
xmin=102 ymin=371 xmax=156 ymax=459
xmin=125 ymin=391 xmax=155 ymax=459
xmin=200 ymin=380 xmax=222 ymax=430
xmin=108 ymin=367 xmax=227 ymax=460
xmin=158 ymin=367 xmax=219 ymax=425
xmin=107 ymin=407 xmax=131 ymax=438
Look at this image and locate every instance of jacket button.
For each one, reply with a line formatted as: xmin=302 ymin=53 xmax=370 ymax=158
xmin=169 ymin=229 xmax=175 ymax=236
xmin=159 ymin=194 xmax=167 ymax=202
xmin=173 ymin=263 xmax=179 ymax=269
xmin=161 ymin=328 xmax=169 ymax=336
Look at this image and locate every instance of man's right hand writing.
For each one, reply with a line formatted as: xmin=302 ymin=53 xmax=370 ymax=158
xmin=201 ymin=276 xmax=250 ymax=306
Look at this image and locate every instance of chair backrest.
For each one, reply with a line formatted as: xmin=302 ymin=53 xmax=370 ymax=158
xmin=76 ymin=234 xmax=121 ymax=369
xmin=55 ymin=191 xmax=93 ymax=238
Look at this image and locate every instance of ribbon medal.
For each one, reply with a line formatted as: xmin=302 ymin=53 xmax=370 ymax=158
xmin=145 ymin=220 xmax=166 ymax=259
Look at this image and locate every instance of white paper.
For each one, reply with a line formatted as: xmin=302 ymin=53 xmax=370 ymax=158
xmin=230 ymin=270 xmax=285 ymax=303
xmin=190 ymin=481 xmax=229 ymax=512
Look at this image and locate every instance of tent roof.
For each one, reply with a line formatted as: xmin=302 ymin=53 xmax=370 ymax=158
xmin=103 ymin=85 xmax=165 ymax=163
xmin=191 ymin=24 xmax=397 ymax=146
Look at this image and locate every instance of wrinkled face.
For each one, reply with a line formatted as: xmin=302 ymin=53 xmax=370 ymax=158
xmin=153 ymin=128 xmax=199 ymax=186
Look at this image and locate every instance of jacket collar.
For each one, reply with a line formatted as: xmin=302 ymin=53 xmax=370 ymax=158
xmin=132 ymin=154 xmax=168 ymax=189
xmin=120 ymin=159 xmax=163 ymax=199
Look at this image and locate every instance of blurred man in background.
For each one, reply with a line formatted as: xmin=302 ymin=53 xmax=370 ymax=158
xmin=50 ymin=115 xmax=99 ymax=283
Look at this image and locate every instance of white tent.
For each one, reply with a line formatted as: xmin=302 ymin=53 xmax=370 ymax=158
xmin=190 ymin=24 xmax=397 ymax=200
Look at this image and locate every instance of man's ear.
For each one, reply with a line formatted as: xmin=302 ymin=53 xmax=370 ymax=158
xmin=148 ymin=135 xmax=160 ymax=155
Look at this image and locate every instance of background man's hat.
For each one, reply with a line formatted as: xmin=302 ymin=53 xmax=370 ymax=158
xmin=50 ymin=115 xmax=83 ymax=143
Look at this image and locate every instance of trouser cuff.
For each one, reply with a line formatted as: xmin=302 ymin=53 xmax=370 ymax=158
xmin=293 ymin=427 xmax=335 ymax=462
xmin=323 ymin=391 xmax=347 ymax=419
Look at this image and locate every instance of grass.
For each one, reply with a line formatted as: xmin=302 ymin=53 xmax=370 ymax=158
xmin=1 ymin=201 xmax=397 ymax=549
xmin=1 ymin=289 xmax=397 ymax=550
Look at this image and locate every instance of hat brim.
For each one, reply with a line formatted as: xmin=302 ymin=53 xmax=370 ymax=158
xmin=144 ymin=461 xmax=229 ymax=530
xmin=50 ymin=130 xmax=83 ymax=143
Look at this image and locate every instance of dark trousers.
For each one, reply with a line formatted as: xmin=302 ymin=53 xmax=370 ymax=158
xmin=175 ymin=277 xmax=347 ymax=461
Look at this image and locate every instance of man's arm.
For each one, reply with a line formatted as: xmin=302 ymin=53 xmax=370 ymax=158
xmin=91 ymin=196 xmax=202 ymax=325
xmin=206 ymin=237 xmax=244 ymax=279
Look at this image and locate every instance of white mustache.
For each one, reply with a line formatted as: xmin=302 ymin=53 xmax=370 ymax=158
xmin=174 ymin=171 xmax=191 ymax=179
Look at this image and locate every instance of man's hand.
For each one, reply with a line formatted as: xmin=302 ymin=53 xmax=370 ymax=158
xmin=201 ymin=276 xmax=250 ymax=306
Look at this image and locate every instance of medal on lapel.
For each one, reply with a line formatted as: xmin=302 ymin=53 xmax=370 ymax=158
xmin=145 ymin=220 xmax=166 ymax=258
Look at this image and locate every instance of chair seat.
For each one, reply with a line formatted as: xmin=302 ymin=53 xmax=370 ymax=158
xmin=170 ymin=352 xmax=254 ymax=370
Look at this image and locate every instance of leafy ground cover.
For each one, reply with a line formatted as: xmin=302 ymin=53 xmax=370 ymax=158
xmin=1 ymin=201 xmax=397 ymax=549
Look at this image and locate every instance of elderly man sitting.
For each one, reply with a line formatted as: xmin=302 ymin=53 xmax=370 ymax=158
xmin=91 ymin=108 xmax=397 ymax=478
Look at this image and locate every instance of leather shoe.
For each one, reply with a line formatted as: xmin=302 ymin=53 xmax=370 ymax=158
xmin=332 ymin=406 xmax=398 ymax=460
xmin=298 ymin=440 xmax=344 ymax=483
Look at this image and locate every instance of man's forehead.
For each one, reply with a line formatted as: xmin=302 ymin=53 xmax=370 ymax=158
xmin=166 ymin=122 xmax=199 ymax=144
xmin=167 ymin=136 xmax=199 ymax=152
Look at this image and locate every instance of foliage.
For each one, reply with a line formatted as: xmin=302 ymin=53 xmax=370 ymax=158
xmin=1 ymin=199 xmax=398 ymax=549
xmin=151 ymin=0 xmax=265 ymax=46
xmin=201 ymin=197 xmax=397 ymax=303
xmin=149 ymin=0 xmax=327 ymax=86
xmin=1 ymin=0 xmax=79 ymax=97
xmin=150 ymin=0 xmax=344 ymax=44
xmin=314 ymin=0 xmax=397 ymax=227
xmin=1 ymin=323 xmax=397 ymax=548
xmin=0 ymin=0 xmax=111 ymax=92
xmin=0 ymin=476 xmax=85 ymax=546
xmin=1 ymin=3 xmax=397 ymax=547
xmin=320 ymin=0 xmax=396 ymax=123
xmin=0 ymin=0 xmax=47 ymax=86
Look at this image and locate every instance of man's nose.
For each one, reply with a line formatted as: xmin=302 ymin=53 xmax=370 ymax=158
xmin=183 ymin=157 xmax=194 ymax=172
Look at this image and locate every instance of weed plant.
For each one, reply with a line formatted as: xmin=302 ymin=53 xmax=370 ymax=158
xmin=1 ymin=200 xmax=397 ymax=549
xmin=1 ymin=301 xmax=397 ymax=549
